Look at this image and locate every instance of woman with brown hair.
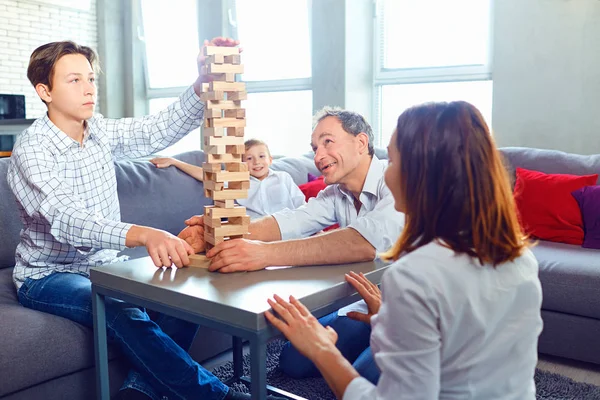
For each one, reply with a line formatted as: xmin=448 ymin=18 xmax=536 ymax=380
xmin=265 ymin=101 xmax=543 ymax=399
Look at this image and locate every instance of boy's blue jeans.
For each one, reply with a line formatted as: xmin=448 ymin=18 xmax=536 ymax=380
xmin=17 ymin=272 xmax=229 ymax=400
xmin=279 ymin=311 xmax=381 ymax=385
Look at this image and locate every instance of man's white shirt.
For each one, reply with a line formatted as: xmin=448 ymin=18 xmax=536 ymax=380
xmin=237 ymin=170 xmax=305 ymax=220
xmin=272 ymin=156 xmax=405 ymax=315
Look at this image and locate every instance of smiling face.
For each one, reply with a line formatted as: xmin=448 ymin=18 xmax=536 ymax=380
xmin=310 ymin=116 xmax=367 ymax=186
xmin=244 ymin=144 xmax=272 ymax=180
xmin=37 ymin=53 xmax=97 ymax=122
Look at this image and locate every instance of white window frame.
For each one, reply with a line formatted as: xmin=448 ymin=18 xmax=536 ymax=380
xmin=372 ymin=0 xmax=494 ymax=145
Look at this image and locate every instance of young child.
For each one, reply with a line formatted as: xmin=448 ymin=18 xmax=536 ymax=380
xmin=151 ymin=138 xmax=305 ymax=219
xmin=8 ymin=39 xmax=283 ymax=400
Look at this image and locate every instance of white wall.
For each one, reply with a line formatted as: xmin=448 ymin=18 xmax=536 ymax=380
xmin=492 ymin=0 xmax=600 ymax=155
xmin=0 ymin=0 xmax=98 ymax=118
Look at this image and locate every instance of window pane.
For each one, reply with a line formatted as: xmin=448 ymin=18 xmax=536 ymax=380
xmin=235 ymin=0 xmax=311 ymax=81
xmin=149 ymin=98 xmax=201 ymax=156
xmin=244 ymin=91 xmax=313 ymax=157
xmin=379 ymin=81 xmax=493 ymax=147
xmin=141 ymin=0 xmax=199 ymax=88
xmin=383 ymin=0 xmax=491 ymax=69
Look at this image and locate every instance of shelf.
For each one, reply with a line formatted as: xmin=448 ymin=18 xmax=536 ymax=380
xmin=0 ymin=119 xmax=35 ymax=136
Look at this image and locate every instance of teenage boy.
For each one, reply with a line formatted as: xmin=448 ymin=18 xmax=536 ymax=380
xmin=8 ymin=39 xmax=284 ymax=400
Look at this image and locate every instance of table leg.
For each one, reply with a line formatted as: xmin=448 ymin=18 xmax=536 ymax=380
xmin=233 ymin=336 xmax=244 ymax=379
xmin=250 ymin=337 xmax=267 ymax=400
xmin=92 ymin=287 xmax=110 ymax=400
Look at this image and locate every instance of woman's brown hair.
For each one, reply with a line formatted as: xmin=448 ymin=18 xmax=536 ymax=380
xmin=380 ymin=101 xmax=528 ymax=266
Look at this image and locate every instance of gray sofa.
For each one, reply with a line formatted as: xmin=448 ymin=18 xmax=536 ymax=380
xmin=1 ymin=147 xmax=599 ymax=399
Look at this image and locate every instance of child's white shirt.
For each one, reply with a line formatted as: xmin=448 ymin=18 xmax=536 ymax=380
xmin=237 ymin=170 xmax=306 ymax=219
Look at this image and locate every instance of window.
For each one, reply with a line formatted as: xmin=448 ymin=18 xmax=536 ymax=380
xmin=233 ymin=0 xmax=311 ymax=81
xmin=375 ymin=0 xmax=493 ymax=145
xmin=243 ymin=91 xmax=313 ymax=157
xmin=379 ymin=81 xmax=493 ymax=146
xmin=230 ymin=0 xmax=313 ymax=156
xmin=149 ymin=97 xmax=201 ymax=157
xmin=141 ymin=0 xmax=199 ymax=89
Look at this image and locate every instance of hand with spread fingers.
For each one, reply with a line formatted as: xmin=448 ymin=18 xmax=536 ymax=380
xmin=206 ymin=239 xmax=270 ymax=273
xmin=344 ymin=271 xmax=382 ymax=324
xmin=177 ymin=215 xmax=206 ymax=254
xmin=265 ymin=294 xmax=339 ymax=361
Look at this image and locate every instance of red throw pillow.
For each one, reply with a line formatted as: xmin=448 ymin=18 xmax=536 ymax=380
xmin=514 ymin=168 xmax=598 ymax=245
xmin=298 ymin=176 xmax=327 ymax=201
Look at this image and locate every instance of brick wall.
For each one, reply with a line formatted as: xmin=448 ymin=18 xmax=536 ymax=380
xmin=0 ymin=0 xmax=98 ymax=118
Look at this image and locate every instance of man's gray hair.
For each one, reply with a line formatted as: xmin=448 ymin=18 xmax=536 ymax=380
xmin=312 ymin=106 xmax=374 ymax=156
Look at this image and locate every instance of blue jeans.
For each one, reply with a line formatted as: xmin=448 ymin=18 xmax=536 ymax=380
xmin=17 ymin=272 xmax=229 ymax=400
xmin=279 ymin=311 xmax=380 ymax=384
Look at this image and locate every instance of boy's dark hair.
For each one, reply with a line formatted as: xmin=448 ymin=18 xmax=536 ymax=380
xmin=27 ymin=41 xmax=99 ymax=103
xmin=244 ymin=139 xmax=271 ymax=156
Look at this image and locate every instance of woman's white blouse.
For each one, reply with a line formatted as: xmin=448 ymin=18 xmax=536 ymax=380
xmin=344 ymin=241 xmax=543 ymax=400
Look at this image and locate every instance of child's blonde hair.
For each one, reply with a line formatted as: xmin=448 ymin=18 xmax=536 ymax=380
xmin=244 ymin=139 xmax=271 ymax=157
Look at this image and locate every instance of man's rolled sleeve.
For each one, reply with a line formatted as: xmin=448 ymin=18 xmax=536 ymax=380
xmin=273 ymin=186 xmax=338 ymax=240
xmin=347 ymin=195 xmax=404 ymax=252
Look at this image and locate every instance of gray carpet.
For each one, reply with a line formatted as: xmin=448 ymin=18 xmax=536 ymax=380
xmin=210 ymin=340 xmax=600 ymax=400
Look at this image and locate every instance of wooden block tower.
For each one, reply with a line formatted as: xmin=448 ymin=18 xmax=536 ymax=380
xmin=198 ymin=46 xmax=250 ymax=253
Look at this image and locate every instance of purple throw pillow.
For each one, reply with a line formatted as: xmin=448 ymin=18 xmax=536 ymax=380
xmin=307 ymin=173 xmax=321 ymax=182
xmin=572 ymin=185 xmax=600 ymax=249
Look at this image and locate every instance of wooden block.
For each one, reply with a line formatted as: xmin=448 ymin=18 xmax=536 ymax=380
xmin=204 ymin=46 xmax=240 ymax=56
xmin=227 ymin=144 xmax=245 ymax=155
xmin=201 ymin=82 xmax=209 ymax=93
xmin=224 ymin=54 xmax=241 ymax=64
xmin=226 ymin=127 xmax=245 ymax=137
xmin=206 ymin=100 xmax=243 ymax=110
xmin=228 ymin=181 xmax=250 ymax=190
xmin=205 ymin=205 xmax=247 ymax=218
xmin=211 ymin=118 xmax=246 ymax=128
xmin=224 ymin=109 xmax=245 ymax=118
xmin=204 ymin=232 xmax=225 ymax=246
xmin=207 ymin=153 xmax=242 ymax=163
xmin=203 ymin=127 xmax=225 ymax=137
xmin=204 ymin=145 xmax=226 ymax=154
xmin=228 ymin=216 xmax=251 ymax=226
xmin=188 ymin=253 xmax=210 ymax=268
xmin=210 ymin=189 xmax=248 ymax=200
xmin=207 ymin=63 xmax=244 ymax=74
xmin=206 ymin=54 xmax=225 ymax=64
xmin=203 ymin=180 xmax=224 ymax=191
xmin=225 ymin=162 xmax=248 ymax=172
xmin=204 ymin=136 xmax=245 ymax=146
xmin=202 ymin=162 xmax=223 ymax=173
xmin=209 ymin=82 xmax=246 ymax=92
xmin=213 ymin=171 xmax=250 ymax=182
xmin=204 ymin=108 xmax=222 ymax=119
xmin=204 ymin=217 xmax=222 ymax=228
xmin=215 ymin=199 xmax=236 ymax=208
xmin=212 ymin=223 xmax=249 ymax=237
xmin=217 ymin=73 xmax=236 ymax=82
xmin=200 ymin=91 xmax=225 ymax=101
xmin=227 ymin=91 xmax=247 ymax=101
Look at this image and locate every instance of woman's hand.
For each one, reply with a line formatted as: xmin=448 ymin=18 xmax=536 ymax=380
xmin=345 ymin=271 xmax=382 ymax=324
xmin=265 ymin=295 xmax=338 ymax=361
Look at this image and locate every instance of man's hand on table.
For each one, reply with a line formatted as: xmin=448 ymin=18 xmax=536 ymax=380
xmin=206 ymin=239 xmax=271 ymax=273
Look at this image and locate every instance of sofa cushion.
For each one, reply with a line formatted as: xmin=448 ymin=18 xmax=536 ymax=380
xmin=533 ymin=240 xmax=600 ymax=320
xmin=514 ymin=168 xmax=598 ymax=245
xmin=0 ymin=158 xmax=24 ymax=269
xmin=500 ymin=147 xmax=600 ymax=187
xmin=572 ymin=185 xmax=600 ymax=250
xmin=0 ymin=268 xmax=122 ymax=396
